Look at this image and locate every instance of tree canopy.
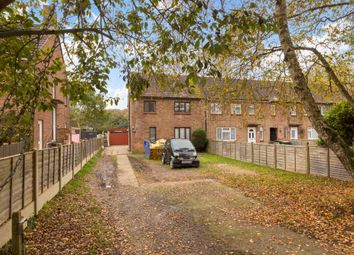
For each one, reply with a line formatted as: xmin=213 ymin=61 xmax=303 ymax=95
xmin=0 ymin=0 xmax=353 ymax=173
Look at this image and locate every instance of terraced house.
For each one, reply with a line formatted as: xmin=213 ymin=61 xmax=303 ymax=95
xmin=128 ymin=76 xmax=332 ymax=152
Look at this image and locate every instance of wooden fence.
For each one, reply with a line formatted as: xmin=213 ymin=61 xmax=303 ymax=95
xmin=0 ymin=142 xmax=25 ymax=158
xmin=0 ymin=138 xmax=103 ymax=247
xmin=208 ymin=140 xmax=353 ymax=181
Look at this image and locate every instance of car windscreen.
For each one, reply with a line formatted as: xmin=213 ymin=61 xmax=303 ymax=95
xmin=171 ymin=139 xmax=195 ymax=152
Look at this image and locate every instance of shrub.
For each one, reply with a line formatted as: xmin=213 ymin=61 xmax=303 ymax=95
xmin=191 ymin=128 xmax=208 ymax=151
xmin=318 ymin=101 xmax=354 ymax=146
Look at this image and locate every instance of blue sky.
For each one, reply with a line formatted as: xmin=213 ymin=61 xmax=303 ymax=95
xmin=106 ymin=68 xmax=128 ymax=110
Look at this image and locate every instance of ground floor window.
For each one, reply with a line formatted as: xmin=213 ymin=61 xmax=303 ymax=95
xmin=216 ymin=127 xmax=236 ymax=141
xmin=308 ymin=127 xmax=318 ymax=140
xmin=290 ymin=127 xmax=298 ymax=140
xmin=259 ymin=127 xmax=264 ymax=141
xmin=175 ymin=127 xmax=191 ymax=140
xmin=149 ymin=127 xmax=156 ymax=142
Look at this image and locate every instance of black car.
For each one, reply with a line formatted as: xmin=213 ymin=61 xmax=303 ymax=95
xmin=161 ymin=139 xmax=200 ymax=169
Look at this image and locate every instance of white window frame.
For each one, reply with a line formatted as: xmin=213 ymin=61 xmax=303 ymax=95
xmin=290 ymin=105 xmax=297 ymax=116
xmin=231 ymin=103 xmax=242 ymax=115
xmin=52 ymin=107 xmax=56 ymax=141
xmin=259 ymin=127 xmax=264 ymax=141
xmin=211 ymin=103 xmax=222 ymax=114
xmin=290 ymin=127 xmax=298 ymax=140
xmin=308 ymin=127 xmax=319 ymax=140
xmin=248 ymin=104 xmax=255 ymax=115
xmin=216 ymin=127 xmax=236 ymax=141
xmin=175 ymin=127 xmax=191 ymax=140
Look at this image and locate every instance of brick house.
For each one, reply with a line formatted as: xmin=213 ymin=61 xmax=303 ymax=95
xmin=128 ymin=82 xmax=205 ymax=152
xmin=0 ymin=34 xmax=70 ymax=150
xmin=128 ymin=76 xmax=331 ymax=152
xmin=33 ymin=35 xmax=70 ymax=149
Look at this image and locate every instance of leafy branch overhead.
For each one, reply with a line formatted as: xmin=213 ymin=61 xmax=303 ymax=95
xmin=0 ymin=0 xmax=353 ymax=174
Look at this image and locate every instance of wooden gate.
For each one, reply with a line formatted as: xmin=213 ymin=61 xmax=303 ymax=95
xmin=109 ymin=128 xmax=128 ymax=145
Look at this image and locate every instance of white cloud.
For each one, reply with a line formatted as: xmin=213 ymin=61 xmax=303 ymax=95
xmin=106 ymin=87 xmax=128 ymax=109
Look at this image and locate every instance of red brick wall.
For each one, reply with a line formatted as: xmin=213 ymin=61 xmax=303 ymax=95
xmin=32 ymin=36 xmax=70 ymax=149
xmin=129 ymin=98 xmax=205 ymax=152
xmin=207 ymin=101 xmax=315 ymax=144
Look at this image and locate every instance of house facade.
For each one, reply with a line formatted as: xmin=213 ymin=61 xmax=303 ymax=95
xmin=128 ymin=77 xmax=331 ymax=153
xmin=0 ymin=34 xmax=70 ymax=150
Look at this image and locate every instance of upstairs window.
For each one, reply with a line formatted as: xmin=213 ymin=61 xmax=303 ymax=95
xmin=211 ymin=103 xmax=222 ymax=114
xmin=270 ymin=104 xmax=276 ymax=116
xmin=231 ymin=104 xmax=242 ymax=115
xmin=175 ymin=101 xmax=190 ymax=113
xmin=290 ymin=105 xmax=297 ymax=116
xmin=144 ymin=101 xmax=156 ymax=113
xmin=248 ymin=104 xmax=255 ymax=115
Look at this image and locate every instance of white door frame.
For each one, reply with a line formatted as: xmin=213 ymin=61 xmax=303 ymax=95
xmin=38 ymin=120 xmax=43 ymax=150
xmin=248 ymin=127 xmax=256 ymax=143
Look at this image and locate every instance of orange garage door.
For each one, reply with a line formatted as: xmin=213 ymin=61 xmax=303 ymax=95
xmin=109 ymin=128 xmax=128 ymax=145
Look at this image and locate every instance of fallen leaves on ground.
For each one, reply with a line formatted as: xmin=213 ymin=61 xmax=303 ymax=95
xmin=213 ymin=165 xmax=354 ymax=255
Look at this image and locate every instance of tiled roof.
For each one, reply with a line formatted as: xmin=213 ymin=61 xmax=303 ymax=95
xmin=137 ymin=74 xmax=336 ymax=103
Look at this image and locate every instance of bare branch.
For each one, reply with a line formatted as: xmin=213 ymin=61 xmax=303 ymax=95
xmin=0 ymin=28 xmax=114 ymax=40
xmin=288 ymin=2 xmax=352 ymax=19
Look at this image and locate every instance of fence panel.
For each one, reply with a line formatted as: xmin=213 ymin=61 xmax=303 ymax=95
xmin=309 ymin=146 xmax=328 ymax=177
xmin=285 ymin=146 xmax=296 ymax=171
xmin=0 ymin=138 xmax=102 ymax=230
xmin=329 ymin=151 xmax=352 ymax=180
xmin=207 ymin=140 xmax=352 ymax=181
xmin=295 ymin=146 xmax=307 ymax=173
xmin=0 ymin=142 xmax=25 ymax=158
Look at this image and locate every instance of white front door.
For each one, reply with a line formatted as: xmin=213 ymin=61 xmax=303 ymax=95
xmin=38 ymin=120 xmax=43 ymax=150
xmin=248 ymin=127 xmax=256 ymax=143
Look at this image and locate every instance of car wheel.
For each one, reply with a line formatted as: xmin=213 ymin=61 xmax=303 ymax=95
xmin=169 ymin=158 xmax=175 ymax=169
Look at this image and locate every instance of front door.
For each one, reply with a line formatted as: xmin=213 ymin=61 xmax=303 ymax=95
xmin=248 ymin=127 xmax=256 ymax=143
xmin=270 ymin=128 xmax=277 ymax=141
xmin=38 ymin=120 xmax=43 ymax=150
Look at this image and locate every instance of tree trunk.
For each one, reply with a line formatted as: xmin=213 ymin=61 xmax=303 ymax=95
xmin=275 ymin=0 xmax=354 ymax=176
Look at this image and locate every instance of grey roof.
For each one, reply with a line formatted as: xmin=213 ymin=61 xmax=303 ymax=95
xmin=136 ymin=74 xmax=337 ymax=103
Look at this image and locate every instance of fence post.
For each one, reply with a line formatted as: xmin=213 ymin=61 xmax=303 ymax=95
xmin=258 ymin=144 xmax=261 ymax=164
xmin=32 ymin=150 xmax=39 ymax=215
xmin=22 ymin=154 xmax=26 ymax=209
xmin=59 ymin=145 xmax=63 ymax=192
xmin=9 ymin=157 xmax=13 ymax=219
xmin=221 ymin=141 xmax=224 ymax=156
xmin=12 ymin=211 xmax=25 ymax=255
xmin=294 ymin=147 xmax=297 ymax=172
xmin=80 ymin=142 xmax=83 ymax=169
xmin=265 ymin=144 xmax=268 ymax=166
xmin=251 ymin=143 xmax=254 ymax=163
xmin=274 ymin=144 xmax=277 ymax=169
xmin=306 ymin=142 xmax=310 ymax=175
xmin=72 ymin=144 xmax=75 ymax=178
xmin=234 ymin=142 xmax=237 ymax=159
xmin=284 ymin=145 xmax=287 ymax=170
xmin=327 ymin=147 xmax=330 ymax=177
